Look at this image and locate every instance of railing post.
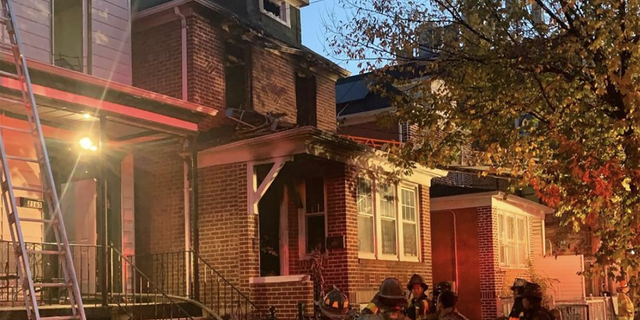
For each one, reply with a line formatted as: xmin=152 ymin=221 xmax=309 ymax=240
xmin=97 ymin=115 xmax=109 ymax=307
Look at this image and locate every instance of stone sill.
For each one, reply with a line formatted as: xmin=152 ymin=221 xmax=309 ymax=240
xmin=249 ymin=274 xmax=310 ymax=284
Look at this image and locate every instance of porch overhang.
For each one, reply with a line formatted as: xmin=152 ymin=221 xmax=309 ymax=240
xmin=0 ymin=52 xmax=219 ymax=146
xmin=197 ymin=127 xmax=448 ymax=187
xmin=431 ymin=191 xmax=554 ymax=218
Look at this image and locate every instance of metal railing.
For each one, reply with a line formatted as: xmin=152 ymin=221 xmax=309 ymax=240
xmin=0 ymin=240 xmax=100 ymax=306
xmin=198 ymin=255 xmax=264 ymax=320
xmin=339 ymin=135 xmax=403 ymax=150
xmin=130 ymin=250 xmax=265 ymax=320
xmin=110 ymin=246 xmax=198 ymax=320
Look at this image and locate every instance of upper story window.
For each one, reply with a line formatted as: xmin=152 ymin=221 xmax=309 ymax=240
xmin=52 ymin=0 xmax=84 ymax=72
xmin=296 ymin=74 xmax=317 ymax=127
xmin=498 ymin=212 xmax=529 ymax=267
xmin=224 ymin=41 xmax=252 ymax=110
xmin=259 ymin=0 xmax=291 ymax=27
xmin=356 ymin=177 xmax=420 ymax=261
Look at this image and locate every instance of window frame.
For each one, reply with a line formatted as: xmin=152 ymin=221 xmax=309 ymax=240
xmin=259 ymin=0 xmax=291 ymax=27
xmin=375 ymin=182 xmax=398 ymax=260
xmin=356 ymin=177 xmax=376 ymax=259
xmin=356 ymin=177 xmax=422 ymax=262
xmin=298 ymin=177 xmax=328 ymax=259
xmin=498 ymin=211 xmax=529 ymax=268
xmin=398 ymin=184 xmax=420 ymax=261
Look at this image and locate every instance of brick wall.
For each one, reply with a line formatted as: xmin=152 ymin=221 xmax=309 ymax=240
xmin=251 ymin=278 xmax=315 ymax=320
xmin=316 ymin=73 xmax=337 ymax=132
xmin=132 ymin=19 xmax=182 ymax=100
xmin=134 ymin=143 xmax=186 ymax=256
xmin=197 ymin=162 xmax=260 ymax=292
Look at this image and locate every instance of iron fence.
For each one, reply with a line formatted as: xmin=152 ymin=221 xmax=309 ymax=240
xmin=0 ymin=240 xmax=100 ymax=306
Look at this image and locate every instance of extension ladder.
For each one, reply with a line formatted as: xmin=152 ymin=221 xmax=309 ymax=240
xmin=0 ymin=0 xmax=87 ymax=319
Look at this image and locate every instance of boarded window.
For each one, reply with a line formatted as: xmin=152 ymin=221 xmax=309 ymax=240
xmin=296 ymin=74 xmax=317 ymax=126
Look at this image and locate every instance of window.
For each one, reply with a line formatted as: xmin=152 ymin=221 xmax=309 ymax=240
xmin=357 ymin=177 xmax=375 ymax=254
xmin=378 ymin=184 xmax=397 ymax=255
xmin=400 ymin=122 xmax=410 ymax=143
xmin=259 ymin=0 xmax=290 ymax=26
xmin=296 ymin=74 xmax=317 ymax=126
xmin=304 ymin=177 xmax=326 ymax=253
xmin=53 ymin=0 xmax=84 ymax=72
xmin=224 ymin=41 xmax=252 ymax=110
xmin=357 ymin=177 xmax=421 ymax=261
xmin=400 ymin=187 xmax=418 ymax=257
xmin=498 ymin=212 xmax=529 ymax=267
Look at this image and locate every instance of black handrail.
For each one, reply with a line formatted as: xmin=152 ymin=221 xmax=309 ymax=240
xmin=110 ymin=246 xmax=198 ymax=320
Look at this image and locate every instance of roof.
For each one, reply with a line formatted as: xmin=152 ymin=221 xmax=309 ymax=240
xmin=336 ymin=63 xmax=431 ymax=117
xmin=134 ymin=0 xmax=350 ymax=78
xmin=431 ymin=191 xmax=554 ymax=218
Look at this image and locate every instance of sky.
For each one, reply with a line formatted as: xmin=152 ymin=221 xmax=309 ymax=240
xmin=300 ymin=0 xmax=360 ymax=75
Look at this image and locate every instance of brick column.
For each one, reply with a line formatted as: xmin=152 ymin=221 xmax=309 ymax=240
xmin=477 ymin=206 xmax=500 ymax=320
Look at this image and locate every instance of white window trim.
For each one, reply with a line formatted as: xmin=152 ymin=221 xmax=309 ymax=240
xmin=298 ymin=178 xmax=328 ymax=260
xmin=498 ymin=211 xmax=529 ymax=268
xmin=357 ymin=177 xmax=422 ymax=262
xmin=357 ymin=177 xmax=376 ymax=259
xmin=399 ymin=184 xmax=420 ymax=262
xmin=259 ymin=0 xmax=291 ymax=28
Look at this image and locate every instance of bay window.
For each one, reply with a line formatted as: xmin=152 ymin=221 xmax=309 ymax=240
xmin=356 ymin=177 xmax=421 ymax=261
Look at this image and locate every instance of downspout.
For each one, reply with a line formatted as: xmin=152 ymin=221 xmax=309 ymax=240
xmin=175 ymin=6 xmax=193 ymax=296
xmin=449 ymin=210 xmax=459 ymax=293
xmin=175 ymin=6 xmax=188 ymax=101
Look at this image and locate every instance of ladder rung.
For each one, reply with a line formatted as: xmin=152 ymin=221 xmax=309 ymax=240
xmin=42 ymin=316 xmax=81 ymax=320
xmin=32 ymin=282 xmax=71 ymax=288
xmin=0 ymin=69 xmax=19 ymax=80
xmin=0 ymin=125 xmax=32 ymax=134
xmin=26 ymin=249 xmax=63 ymax=255
xmin=20 ymin=217 xmax=54 ymax=223
xmin=0 ymin=42 xmax=14 ymax=52
xmin=12 ymin=185 xmax=48 ymax=193
xmin=6 ymin=155 xmax=41 ymax=163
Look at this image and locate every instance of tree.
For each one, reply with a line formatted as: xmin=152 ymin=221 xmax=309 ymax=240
xmin=328 ymin=0 xmax=640 ymax=271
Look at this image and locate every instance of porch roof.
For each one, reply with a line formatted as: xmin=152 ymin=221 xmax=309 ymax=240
xmin=0 ymin=52 xmax=219 ymax=146
xmin=431 ymin=191 xmax=554 ymax=218
xmin=197 ymin=126 xmax=448 ymax=186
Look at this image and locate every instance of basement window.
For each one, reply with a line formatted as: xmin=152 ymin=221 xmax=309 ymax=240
xmin=259 ymin=0 xmax=290 ymax=27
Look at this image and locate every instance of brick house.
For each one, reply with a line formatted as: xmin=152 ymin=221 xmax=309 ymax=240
xmin=0 ymin=0 xmax=219 ymax=317
xmin=430 ymin=191 xmax=554 ymax=320
xmin=130 ymin=0 xmax=447 ymax=319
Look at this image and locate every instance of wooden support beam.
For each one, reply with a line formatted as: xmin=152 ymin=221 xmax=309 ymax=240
xmin=247 ymin=157 xmax=288 ymax=215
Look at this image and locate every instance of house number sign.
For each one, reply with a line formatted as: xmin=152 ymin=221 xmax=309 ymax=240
xmin=17 ymin=197 xmax=43 ymax=209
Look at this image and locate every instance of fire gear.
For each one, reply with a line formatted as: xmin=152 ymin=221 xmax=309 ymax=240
xmin=320 ymin=288 xmax=351 ymax=320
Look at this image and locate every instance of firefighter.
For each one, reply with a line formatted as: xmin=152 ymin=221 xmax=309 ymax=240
xmin=406 ymin=274 xmax=430 ymax=320
xmin=509 ymin=278 xmax=530 ymax=320
xmin=436 ymin=291 xmax=469 ymax=320
xmin=617 ymin=280 xmax=635 ymax=320
xmin=320 ymin=288 xmax=355 ymax=320
xmin=431 ymin=282 xmax=452 ymax=315
xmin=361 ymin=294 xmax=381 ymax=315
xmin=521 ymin=283 xmax=553 ymax=320
xmin=359 ymin=278 xmax=410 ymax=320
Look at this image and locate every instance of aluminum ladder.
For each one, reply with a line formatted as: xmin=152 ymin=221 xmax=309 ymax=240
xmin=0 ymin=0 xmax=86 ymax=319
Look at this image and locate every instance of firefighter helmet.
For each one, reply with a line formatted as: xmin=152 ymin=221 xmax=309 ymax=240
xmin=376 ymin=278 xmax=408 ymax=309
xmin=511 ymin=278 xmax=529 ymax=291
xmin=320 ymin=288 xmax=350 ymax=320
xmin=407 ymin=274 xmax=429 ymax=292
xmin=522 ymin=283 xmax=543 ymax=299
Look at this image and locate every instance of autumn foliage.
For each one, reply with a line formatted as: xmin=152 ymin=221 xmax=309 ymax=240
xmin=329 ymin=0 xmax=640 ymax=270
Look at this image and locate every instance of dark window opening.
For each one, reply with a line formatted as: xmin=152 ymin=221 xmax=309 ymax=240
xmin=224 ymin=41 xmax=252 ymax=110
xmin=53 ymin=0 xmax=83 ymax=72
xmin=296 ymin=74 xmax=317 ymax=126
xmin=262 ymin=0 xmax=283 ymax=19
xmin=305 ymin=177 xmax=325 ymax=253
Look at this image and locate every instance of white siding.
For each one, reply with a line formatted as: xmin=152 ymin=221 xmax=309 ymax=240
xmin=535 ymin=255 xmax=586 ymax=301
xmin=92 ymin=0 xmax=131 ymax=84
xmin=11 ymin=0 xmax=52 ymax=63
